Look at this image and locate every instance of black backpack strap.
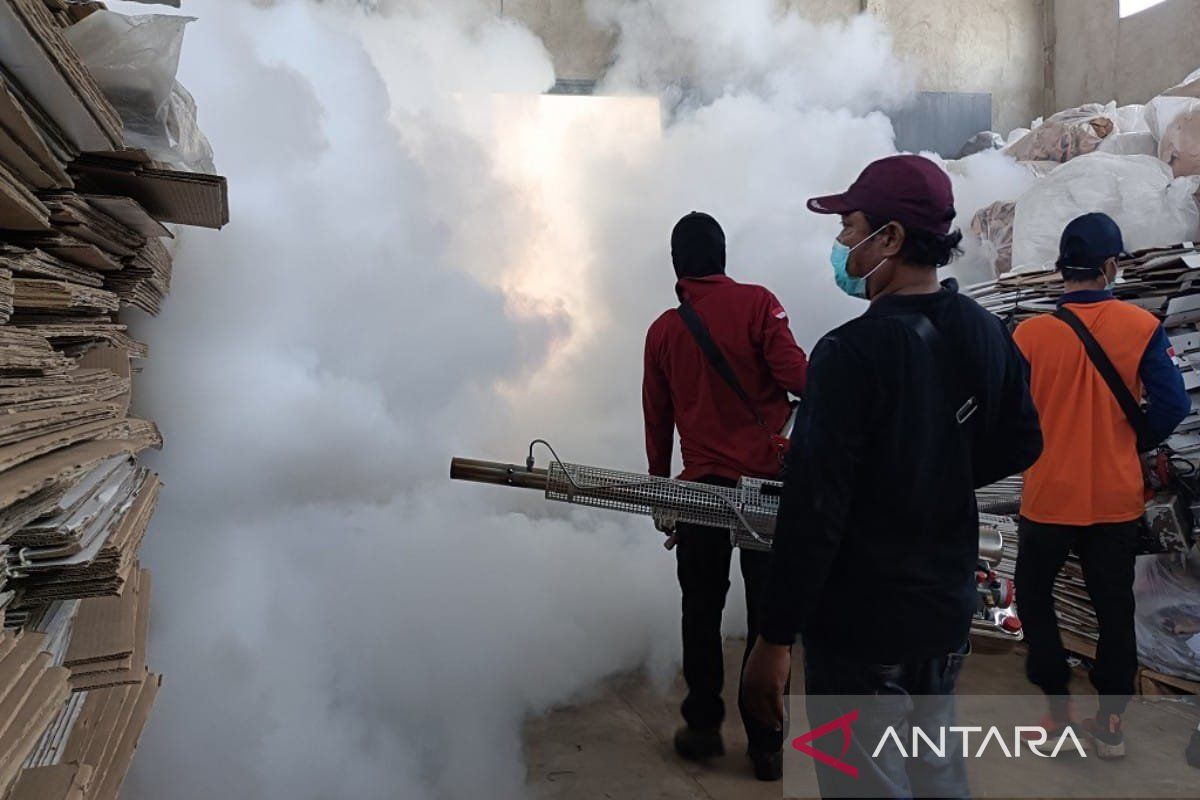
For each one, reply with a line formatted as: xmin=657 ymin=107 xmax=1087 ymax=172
xmin=1052 ymin=306 xmax=1152 ymax=451
xmin=677 ymin=301 xmax=765 ymax=427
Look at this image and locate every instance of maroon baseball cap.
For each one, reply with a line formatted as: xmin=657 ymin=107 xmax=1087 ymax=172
xmin=807 ymin=155 xmax=957 ymax=235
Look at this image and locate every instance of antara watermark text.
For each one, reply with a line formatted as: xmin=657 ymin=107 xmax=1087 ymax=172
xmin=870 ymin=725 xmax=1088 ymax=759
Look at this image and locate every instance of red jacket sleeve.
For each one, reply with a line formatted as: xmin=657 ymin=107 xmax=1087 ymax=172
xmin=760 ymin=291 xmax=808 ymax=396
xmin=642 ymin=321 xmax=674 ymax=477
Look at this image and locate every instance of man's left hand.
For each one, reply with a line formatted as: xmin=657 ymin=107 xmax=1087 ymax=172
xmin=741 ymin=639 xmax=791 ymax=728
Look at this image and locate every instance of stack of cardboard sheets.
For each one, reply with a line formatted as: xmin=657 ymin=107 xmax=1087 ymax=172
xmin=0 ymin=1 xmax=227 ymax=795
xmin=0 ymin=630 xmax=71 ymax=798
xmin=17 ymin=672 xmax=160 ymax=800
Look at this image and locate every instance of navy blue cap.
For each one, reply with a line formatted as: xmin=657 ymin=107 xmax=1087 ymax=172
xmin=1056 ymin=212 xmax=1127 ymax=272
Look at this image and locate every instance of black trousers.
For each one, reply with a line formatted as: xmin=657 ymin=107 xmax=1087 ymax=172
xmin=803 ymin=640 xmax=972 ymax=799
xmin=675 ymin=512 xmax=782 ymax=753
xmin=1014 ymin=516 xmax=1139 ymax=715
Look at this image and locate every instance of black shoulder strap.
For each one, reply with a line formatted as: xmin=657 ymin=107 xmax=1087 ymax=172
xmin=677 ymin=301 xmax=765 ymax=427
xmin=895 ymin=313 xmax=980 ymax=427
xmin=1052 ymin=306 xmax=1152 ymax=451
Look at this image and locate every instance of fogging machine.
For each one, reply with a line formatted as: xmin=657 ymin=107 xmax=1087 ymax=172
xmin=450 ymin=444 xmax=1021 ymax=643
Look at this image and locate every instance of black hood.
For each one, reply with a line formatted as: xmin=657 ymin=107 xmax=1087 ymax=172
xmin=671 ymin=211 xmax=725 ymax=278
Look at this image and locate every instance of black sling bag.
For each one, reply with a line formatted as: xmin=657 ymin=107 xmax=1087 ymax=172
xmin=1053 ymin=306 xmax=1154 ymax=452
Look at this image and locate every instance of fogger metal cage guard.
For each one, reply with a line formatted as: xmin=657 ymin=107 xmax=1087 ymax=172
xmin=450 ymin=450 xmax=1022 ymax=644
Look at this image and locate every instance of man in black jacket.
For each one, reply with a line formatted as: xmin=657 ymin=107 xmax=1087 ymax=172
xmin=742 ymin=155 xmax=1043 ymax=797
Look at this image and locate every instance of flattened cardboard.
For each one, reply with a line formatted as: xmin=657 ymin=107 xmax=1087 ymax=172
xmin=0 ymin=660 xmax=71 ymax=767
xmin=70 ymin=157 xmax=228 ymax=229
xmin=24 ymin=688 xmax=84 ymax=768
xmin=94 ymin=672 xmax=159 ymax=800
xmin=13 ymin=278 xmax=120 ymax=315
xmin=0 ymin=402 xmax=121 ymax=448
xmin=75 ymin=344 xmax=130 ymax=413
xmin=58 ymin=683 xmax=118 ymax=764
xmin=0 ymin=0 xmax=123 ymax=151
xmin=0 ymin=120 xmax=56 ymax=189
xmin=40 ymin=195 xmax=144 ymax=259
xmin=64 ymin=568 xmax=142 ymax=667
xmin=0 ymin=435 xmax=155 ymax=511
xmin=0 ymin=245 xmax=105 ymax=287
xmin=0 ymin=658 xmax=71 ymax=795
xmin=0 ymin=481 xmax=70 ymax=544
xmin=0 ymin=72 xmax=72 ymax=186
xmin=0 ymin=159 xmax=50 ymax=230
xmin=0 ymin=370 xmax=127 ymax=412
xmin=7 ymin=763 xmax=94 ymax=800
xmin=0 ymin=415 xmax=131 ymax=475
xmin=13 ymin=323 xmax=146 ymax=359
xmin=0 ymin=631 xmax=18 ymax=661
xmin=0 ymin=633 xmax=44 ymax=703
xmin=0 ymin=233 xmax=120 ymax=272
xmin=83 ymin=195 xmax=171 ymax=240
xmin=8 ymin=470 xmax=160 ymax=605
xmin=13 ymin=466 xmax=142 ymax=570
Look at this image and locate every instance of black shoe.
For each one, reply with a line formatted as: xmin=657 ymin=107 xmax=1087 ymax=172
xmin=1186 ymin=729 xmax=1200 ymax=769
xmin=1082 ymin=714 xmax=1126 ymax=760
xmin=673 ymin=726 xmax=724 ymax=761
xmin=749 ymin=749 xmax=783 ymax=781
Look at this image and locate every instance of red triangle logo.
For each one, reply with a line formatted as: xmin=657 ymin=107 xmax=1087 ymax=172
xmin=790 ymin=708 xmax=860 ymax=778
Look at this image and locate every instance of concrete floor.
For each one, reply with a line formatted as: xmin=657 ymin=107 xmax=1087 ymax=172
xmin=523 ymin=638 xmax=1200 ymax=799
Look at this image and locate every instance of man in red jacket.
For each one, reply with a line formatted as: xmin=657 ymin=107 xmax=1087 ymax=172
xmin=642 ymin=211 xmax=808 ymax=780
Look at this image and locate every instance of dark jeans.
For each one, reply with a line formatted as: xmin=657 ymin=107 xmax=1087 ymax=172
xmin=803 ymin=640 xmax=972 ymax=800
xmin=1014 ymin=517 xmax=1139 ymax=716
xmin=675 ymin=506 xmax=783 ymax=754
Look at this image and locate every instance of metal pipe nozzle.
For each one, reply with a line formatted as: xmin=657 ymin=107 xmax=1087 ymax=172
xmin=450 ymin=457 xmax=548 ymax=491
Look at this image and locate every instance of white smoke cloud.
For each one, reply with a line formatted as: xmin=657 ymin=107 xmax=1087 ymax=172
xmin=95 ymin=1 xmax=1029 ymax=797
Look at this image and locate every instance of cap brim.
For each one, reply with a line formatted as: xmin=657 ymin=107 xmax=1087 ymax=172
xmin=807 ymin=193 xmax=856 ymax=215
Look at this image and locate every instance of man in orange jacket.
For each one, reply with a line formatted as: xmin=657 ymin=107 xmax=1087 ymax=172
xmin=1014 ymin=212 xmax=1190 ymax=759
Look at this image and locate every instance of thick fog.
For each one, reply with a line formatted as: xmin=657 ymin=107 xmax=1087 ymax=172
xmin=104 ymin=1 xmax=1033 ymax=797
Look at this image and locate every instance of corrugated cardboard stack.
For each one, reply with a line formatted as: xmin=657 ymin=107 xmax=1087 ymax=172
xmin=968 ymin=243 xmax=1200 ymax=654
xmin=0 ymin=630 xmax=71 ymax=798
xmin=0 ymin=1 xmax=227 ymax=796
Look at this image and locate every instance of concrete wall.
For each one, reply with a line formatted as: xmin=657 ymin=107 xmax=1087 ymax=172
xmin=1055 ymin=0 xmax=1200 ymax=108
xmin=495 ymin=0 xmax=1049 ymax=134
xmin=491 ymin=0 xmax=616 ymax=81
xmin=865 ymin=0 xmax=1048 ymax=133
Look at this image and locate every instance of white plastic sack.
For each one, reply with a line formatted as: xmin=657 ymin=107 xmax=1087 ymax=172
xmin=1003 ymin=104 xmax=1115 ymax=163
xmin=1113 ymin=104 xmax=1151 ymax=133
xmin=1097 ymin=131 xmax=1159 ymax=156
xmin=970 ymin=201 xmax=1015 ymax=276
xmin=1134 ymin=550 xmax=1200 ymax=682
xmin=1164 ymin=65 xmax=1200 ymax=99
xmin=1011 ymin=152 xmax=1200 ymax=270
xmin=1144 ymin=94 xmax=1200 ymax=140
xmin=1160 ymin=109 xmax=1200 ymax=177
xmin=1020 ymin=160 xmax=1061 ymax=177
xmin=65 ymin=11 xmax=213 ymax=172
xmin=1005 ymin=127 xmax=1031 ymax=146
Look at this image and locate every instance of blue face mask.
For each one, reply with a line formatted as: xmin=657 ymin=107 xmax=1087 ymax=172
xmin=830 ymin=226 xmax=889 ymax=299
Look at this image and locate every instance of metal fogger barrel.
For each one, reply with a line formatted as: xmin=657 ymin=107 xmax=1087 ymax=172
xmin=450 ymin=455 xmax=1020 ymax=643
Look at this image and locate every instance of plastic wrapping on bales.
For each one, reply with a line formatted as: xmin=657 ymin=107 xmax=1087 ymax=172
xmin=1011 ymin=153 xmax=1200 ymax=270
xmin=1134 ymin=551 xmax=1200 ymax=682
xmin=1160 ymin=109 xmax=1200 ymax=177
xmin=1004 ymin=104 xmax=1114 ymax=163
